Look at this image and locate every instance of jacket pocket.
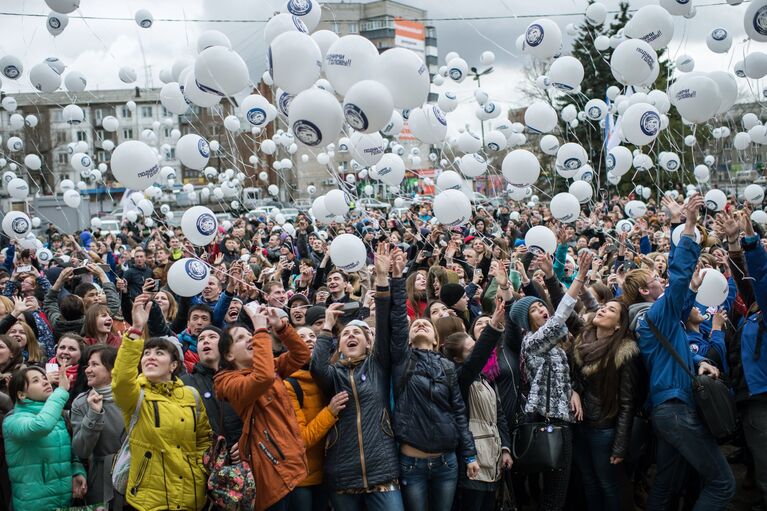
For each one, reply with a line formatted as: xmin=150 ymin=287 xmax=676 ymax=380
xmin=130 ymin=451 xmax=152 ymax=496
xmin=381 ymin=409 xmax=394 ymax=438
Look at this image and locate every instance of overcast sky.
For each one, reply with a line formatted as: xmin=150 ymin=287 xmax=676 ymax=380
xmin=0 ymin=0 xmax=760 ymax=135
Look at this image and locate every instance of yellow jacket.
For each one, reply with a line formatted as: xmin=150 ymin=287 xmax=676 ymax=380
xmin=112 ymin=334 xmax=212 ymax=511
xmin=284 ymin=368 xmax=337 ymax=486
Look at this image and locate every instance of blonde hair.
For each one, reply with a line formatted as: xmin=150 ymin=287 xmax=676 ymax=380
xmin=621 ymin=268 xmax=654 ymax=305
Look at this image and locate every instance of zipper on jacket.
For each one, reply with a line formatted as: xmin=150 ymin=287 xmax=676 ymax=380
xmin=349 ymin=367 xmax=368 ymax=488
xmin=258 ymin=442 xmax=280 ymax=465
xmin=190 ymin=405 xmax=197 ymax=432
xmin=130 ymin=451 xmax=152 ymax=496
xmin=264 ymin=429 xmax=286 ymax=460
xmin=152 ymin=401 xmax=160 ymax=427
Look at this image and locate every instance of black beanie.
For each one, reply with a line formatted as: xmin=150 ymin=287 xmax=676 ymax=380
xmin=305 ymin=306 xmax=327 ymax=327
xmin=440 ymin=283 xmax=466 ymax=308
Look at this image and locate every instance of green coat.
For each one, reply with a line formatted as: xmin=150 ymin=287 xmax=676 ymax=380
xmin=3 ymin=387 xmax=86 ymax=511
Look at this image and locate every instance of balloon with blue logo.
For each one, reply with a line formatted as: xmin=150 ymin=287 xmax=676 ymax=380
xmin=182 ymin=206 xmax=219 ymax=246
xmin=324 ymin=35 xmax=379 ymax=96
xmin=745 ymin=0 xmax=767 ymax=42
xmin=343 ymin=80 xmax=394 ymax=134
xmin=550 ymin=193 xmax=581 ymax=223
xmin=284 ymin=0 xmax=322 ymax=32
xmin=446 ymin=58 xmax=468 ymax=83
xmin=621 ymin=103 xmax=661 ymax=146
xmin=706 ymin=27 xmax=732 ymax=53
xmin=176 ymin=134 xmax=210 ymax=170
xmin=548 ymin=56 xmax=583 ymax=91
xmin=194 ymin=46 xmax=249 ymax=96
xmin=584 ymin=99 xmax=607 ymax=121
xmin=47 ymin=11 xmax=69 ymax=36
xmin=407 ymin=105 xmax=448 ymax=145
xmin=434 ymin=189 xmax=472 ymax=227
xmin=524 ymin=101 xmax=557 ymax=134
xmin=659 ymin=0 xmax=692 ymax=16
xmin=522 ymin=19 xmax=562 ymax=59
xmin=168 ymin=258 xmax=211 ymax=297
xmin=289 ymin=88 xmax=344 ymax=147
xmin=437 ymin=91 xmax=459 ymax=113
xmin=241 ymin=94 xmax=273 ymax=127
xmin=2 ymin=211 xmax=31 ymax=240
xmin=610 ymin=39 xmax=656 ymax=85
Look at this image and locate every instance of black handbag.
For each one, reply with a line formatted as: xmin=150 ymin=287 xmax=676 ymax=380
xmin=511 ymin=363 xmax=566 ymax=473
xmin=646 ymin=318 xmax=738 ymax=440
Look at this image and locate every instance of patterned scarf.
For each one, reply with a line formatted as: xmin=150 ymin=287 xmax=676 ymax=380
xmin=576 ymin=329 xmax=612 ymax=366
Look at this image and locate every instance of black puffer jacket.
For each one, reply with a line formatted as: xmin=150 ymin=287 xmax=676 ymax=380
xmin=389 ymin=277 xmax=475 ymax=457
xmin=181 ymin=363 xmax=243 ymax=447
xmin=571 ymin=337 xmax=643 ymax=459
xmin=310 ymin=284 xmax=399 ymax=491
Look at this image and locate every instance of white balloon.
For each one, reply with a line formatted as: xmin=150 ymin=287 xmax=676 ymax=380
xmin=0 ymin=55 xmax=22 ymax=81
xmin=289 ymin=88 xmax=344 ymax=147
xmin=660 ymin=0 xmax=693 ymax=15
xmin=556 ymin=143 xmax=588 ymax=178
xmin=433 ymin=189 xmax=472 ymax=227
xmin=110 ymin=141 xmax=160 ymax=189
xmin=616 ymin=219 xmax=634 ymax=233
xmin=265 ymin=13 xmax=308 ymax=46
xmin=621 ymin=103 xmax=661 ymax=146
xmin=745 ymin=0 xmax=767 ymax=42
xmin=523 ymin=19 xmax=562 ymax=59
xmin=7 ymin=178 xmax=28 ymax=200
xmin=484 ymin=130 xmax=507 ymax=152
xmin=734 ymin=132 xmax=752 ymax=150
xmin=670 ymin=75 xmax=720 ymax=123
xmin=269 ymin=31 xmax=322 ymax=94
xmin=197 ymin=30 xmax=232 ymax=53
xmin=102 ymin=116 xmax=119 ymax=132
xmin=268 ymin=184 xmax=279 ymax=196
xmin=29 ymin=62 xmax=61 ymax=93
xmin=525 ymin=226 xmax=557 ymax=255
xmin=446 ymin=58 xmax=468 ymax=83
xmin=550 ymin=192 xmax=581 ymax=223
xmin=343 ymin=80 xmax=394 ymax=133
xmin=329 ymin=233 xmax=367 ymax=272
xmin=436 ymin=170 xmax=463 ymax=191
xmin=24 ymin=154 xmax=41 ymax=171
xmin=194 ymin=46 xmax=249 ymax=96
xmin=548 ymin=56 xmax=584 ymax=91
xmin=311 ymin=30 xmax=338 ymax=59
xmin=118 ymin=66 xmax=137 ymax=84
xmin=625 ymin=200 xmax=648 ymax=218
xmin=2 ymin=211 xmax=31 ymax=239
xmin=524 ymin=101 xmax=557 ymax=134
xmin=160 ymin=82 xmax=188 ymax=115
xmin=586 ymin=2 xmax=608 ymax=24
xmin=625 ymin=5 xmax=674 ymax=49
xmin=168 ymin=258 xmax=210 ymax=297
xmin=694 ymin=165 xmax=711 ymax=183
xmin=47 ymin=11 xmax=69 ymax=36
xmin=349 ymin=131 xmax=384 ymax=167
xmin=324 ymin=189 xmax=350 ymax=216
xmin=176 ymin=134 xmax=210 ymax=170
xmin=407 ymin=105 xmax=448 ymax=145
xmin=584 ymin=99 xmax=608 ymax=121
xmin=63 ymin=189 xmax=81 ymax=208
xmin=135 ymin=8 xmax=153 ymax=28
xmin=324 ymin=35 xmax=379 ymax=96
xmin=697 ymin=269 xmax=729 ymax=307
xmin=611 ymin=39 xmax=657 ymax=85
xmin=707 ymin=27 xmax=732 ymax=53
xmin=659 ymin=151 xmax=681 ymax=172
xmin=704 ymin=189 xmax=727 ymax=212
xmin=607 ymin=146 xmax=632 ymax=176
xmin=540 ymin=134 xmax=560 ymax=155
xmin=181 ymin=206 xmax=218 ymax=246
xmin=376 ymin=153 xmax=407 ymax=186
xmin=381 ymin=111 xmax=404 ymax=137
xmin=502 ymin=150 xmax=540 ymax=187
xmin=480 ymin=50 xmax=495 ymax=65
xmin=376 ymin=48 xmax=430 ymax=110
xmin=745 ymin=184 xmax=765 ymax=205
xmin=459 ymin=153 xmax=488 ymax=178
xmin=438 ymin=91 xmax=459 ymax=113
xmin=63 ymin=104 xmax=84 ymax=125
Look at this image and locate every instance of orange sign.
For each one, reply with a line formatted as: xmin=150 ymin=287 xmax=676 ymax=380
xmin=395 ymin=18 xmax=425 ymax=56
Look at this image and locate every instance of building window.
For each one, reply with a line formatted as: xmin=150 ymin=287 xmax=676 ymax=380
xmin=94 ymin=108 xmax=103 ymax=122
xmin=163 ymin=127 xmax=171 ymax=138
xmin=76 ymin=131 xmax=88 ymax=142
xmin=52 ymin=109 xmax=63 ymax=123
xmin=167 ymin=147 xmax=176 ymax=160
xmin=348 ymin=22 xmax=358 ymax=33
xmin=54 ymin=131 xmax=68 ymax=146
xmin=96 ymin=150 xmax=109 ymax=162
xmin=161 ymin=106 xmax=171 ymax=117
xmin=140 ymin=106 xmax=153 ymax=118
xmin=95 ymin=129 xmax=106 ymax=142
xmin=122 ymin=128 xmax=133 ymax=140
xmin=331 ymin=22 xmax=340 ymax=33
xmin=121 ymin=106 xmax=132 ymax=118
xmin=57 ymin=153 xmax=68 ymax=164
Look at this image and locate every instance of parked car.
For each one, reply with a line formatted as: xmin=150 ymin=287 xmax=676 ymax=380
xmin=97 ymin=219 xmax=121 ymax=236
xmin=280 ymin=208 xmax=299 ymax=223
xmin=357 ymin=198 xmax=391 ymax=211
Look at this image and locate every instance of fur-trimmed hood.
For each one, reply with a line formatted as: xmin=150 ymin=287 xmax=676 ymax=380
xmin=574 ymin=337 xmax=639 ymax=377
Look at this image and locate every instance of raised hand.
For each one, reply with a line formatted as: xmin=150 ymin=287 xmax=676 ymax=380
xmin=715 ymin=209 xmax=741 ymax=242
xmin=391 ymin=248 xmax=406 ymax=278
xmin=374 ymin=243 xmax=392 ymax=286
xmin=661 ymin=195 xmax=683 ymax=223
xmin=131 ymin=294 xmax=152 ymax=331
xmin=683 ymin=195 xmax=705 ymax=230
xmin=265 ymin=307 xmax=287 ymax=332
xmin=533 ymin=253 xmax=554 ymax=279
xmin=322 ymin=303 xmax=345 ymax=332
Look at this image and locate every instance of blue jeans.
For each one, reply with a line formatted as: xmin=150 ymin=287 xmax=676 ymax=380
xmin=287 ymin=485 xmax=328 ymax=511
xmin=399 ymin=452 xmax=458 ymax=511
xmin=647 ymin=400 xmax=735 ymax=511
xmin=330 ymin=489 xmax=404 ymax=511
xmin=573 ymin=425 xmax=627 ymax=511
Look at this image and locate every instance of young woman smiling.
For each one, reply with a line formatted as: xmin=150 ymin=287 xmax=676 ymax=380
xmin=111 ymin=294 xmax=211 ymax=511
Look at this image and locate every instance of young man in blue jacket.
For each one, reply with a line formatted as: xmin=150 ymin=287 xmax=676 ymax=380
xmin=622 ymin=194 xmax=735 ymax=510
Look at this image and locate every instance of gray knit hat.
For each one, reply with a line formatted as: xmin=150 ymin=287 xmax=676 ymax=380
xmin=509 ymin=296 xmax=545 ymax=331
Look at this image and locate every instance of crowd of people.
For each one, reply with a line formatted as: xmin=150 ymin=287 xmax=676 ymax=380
xmin=0 ymin=189 xmax=764 ymax=511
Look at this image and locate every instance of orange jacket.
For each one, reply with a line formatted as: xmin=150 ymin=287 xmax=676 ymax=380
xmin=215 ymin=324 xmax=311 ymax=511
xmin=284 ymin=369 xmax=338 ymax=487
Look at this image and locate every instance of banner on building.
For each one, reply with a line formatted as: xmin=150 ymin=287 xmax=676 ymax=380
xmin=394 ymin=18 xmax=425 ymax=57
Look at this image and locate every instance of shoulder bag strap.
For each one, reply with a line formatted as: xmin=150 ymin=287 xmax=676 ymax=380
xmin=645 ymin=317 xmax=696 ymax=380
xmin=127 ymin=388 xmax=144 ymax=436
xmin=285 ymin=377 xmax=304 ymax=408
xmin=545 ymin=362 xmax=551 ymax=420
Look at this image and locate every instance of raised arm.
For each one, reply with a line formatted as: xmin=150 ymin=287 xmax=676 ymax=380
xmin=388 ymin=246 xmax=410 ymax=367
xmin=273 ymin=318 xmax=311 ymax=379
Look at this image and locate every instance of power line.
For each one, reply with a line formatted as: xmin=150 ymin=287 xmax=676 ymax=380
xmin=0 ymin=2 xmax=735 ymax=24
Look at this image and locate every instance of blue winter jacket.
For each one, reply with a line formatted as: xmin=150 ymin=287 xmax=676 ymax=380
xmin=741 ymin=235 xmax=767 ymax=397
xmin=635 ymin=235 xmax=707 ymax=408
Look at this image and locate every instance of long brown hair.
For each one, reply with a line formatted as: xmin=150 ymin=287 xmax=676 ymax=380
xmin=12 ymin=321 xmax=43 ymax=364
xmin=405 ymin=270 xmax=427 ymax=319
xmin=426 ymin=266 xmax=449 ymax=301
xmin=574 ymin=301 xmax=632 ymax=418
xmin=435 ymin=315 xmax=465 ymax=351
xmin=83 ymin=304 xmax=112 ymax=339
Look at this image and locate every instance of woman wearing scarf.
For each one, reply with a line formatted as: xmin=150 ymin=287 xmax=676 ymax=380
xmin=70 ymin=344 xmax=124 ymax=507
xmin=571 ymin=301 xmax=642 ymax=510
